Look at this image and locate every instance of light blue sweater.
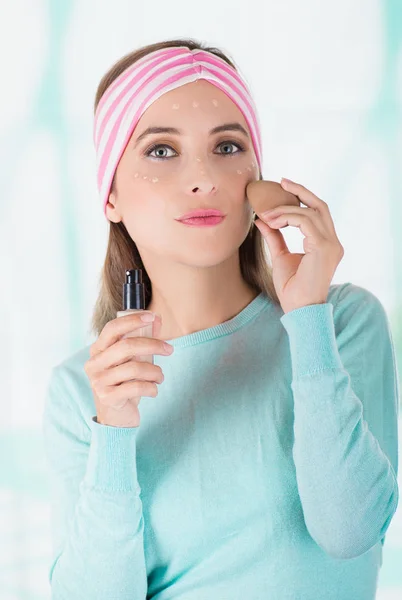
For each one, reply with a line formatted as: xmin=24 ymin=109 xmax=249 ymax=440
xmin=42 ymin=282 xmax=400 ymax=600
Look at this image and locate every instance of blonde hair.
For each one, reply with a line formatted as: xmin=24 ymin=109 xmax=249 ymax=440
xmin=90 ymin=38 xmax=280 ymax=337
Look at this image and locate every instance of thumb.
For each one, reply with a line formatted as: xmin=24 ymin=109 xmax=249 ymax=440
xmin=254 ymin=218 xmax=289 ymax=261
xmin=152 ymin=314 xmax=163 ymax=340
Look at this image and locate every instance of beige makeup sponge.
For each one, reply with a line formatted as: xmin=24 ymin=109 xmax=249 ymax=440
xmin=246 ymin=180 xmax=300 ymax=215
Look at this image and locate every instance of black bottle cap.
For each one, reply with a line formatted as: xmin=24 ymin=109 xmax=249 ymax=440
xmin=123 ymin=269 xmax=145 ymax=310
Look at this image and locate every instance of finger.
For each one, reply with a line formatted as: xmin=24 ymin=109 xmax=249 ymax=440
xmin=266 ymin=212 xmax=326 ymax=245
xmin=254 ymin=218 xmax=290 ymax=261
xmin=91 ymin=312 xmax=156 ymax=357
xmin=153 ymin=314 xmax=163 ymax=340
xmin=96 ymin=360 xmax=164 ymax=388
xmin=90 ymin=336 xmax=169 ymax=374
xmin=281 ymin=179 xmax=335 ymax=231
xmin=263 ymin=205 xmax=328 ymax=237
xmin=100 ymin=380 xmax=159 ymax=407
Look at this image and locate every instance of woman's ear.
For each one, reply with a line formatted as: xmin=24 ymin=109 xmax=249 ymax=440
xmin=105 ymin=191 xmax=122 ymax=223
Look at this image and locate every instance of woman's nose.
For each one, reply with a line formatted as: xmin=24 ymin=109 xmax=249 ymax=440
xmin=186 ymin=156 xmax=217 ymax=194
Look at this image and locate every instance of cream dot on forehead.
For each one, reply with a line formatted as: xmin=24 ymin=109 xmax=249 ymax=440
xmin=192 ymin=101 xmax=199 ymax=108
xmin=212 ymin=99 xmax=219 ymax=107
xmin=172 ymin=103 xmax=180 ymax=109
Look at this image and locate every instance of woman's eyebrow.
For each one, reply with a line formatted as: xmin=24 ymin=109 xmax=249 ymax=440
xmin=133 ymin=122 xmax=250 ymax=148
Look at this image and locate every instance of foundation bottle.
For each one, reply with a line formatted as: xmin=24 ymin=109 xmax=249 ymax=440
xmin=116 ymin=268 xmax=155 ymax=365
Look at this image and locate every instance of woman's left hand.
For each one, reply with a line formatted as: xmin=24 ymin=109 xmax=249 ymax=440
xmin=254 ymin=178 xmax=345 ymax=314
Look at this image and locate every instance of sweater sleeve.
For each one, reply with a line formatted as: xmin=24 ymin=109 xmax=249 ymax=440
xmin=279 ymin=283 xmax=400 ymax=560
xmin=42 ymin=366 xmax=148 ymax=599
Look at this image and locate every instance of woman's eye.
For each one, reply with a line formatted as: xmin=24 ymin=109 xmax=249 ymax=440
xmin=145 ymin=140 xmax=244 ymax=160
xmin=146 ymin=144 xmax=177 ymax=159
xmin=216 ymin=141 xmax=244 ymax=156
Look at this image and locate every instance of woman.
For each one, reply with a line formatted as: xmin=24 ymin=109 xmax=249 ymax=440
xmin=42 ymin=38 xmax=399 ymax=599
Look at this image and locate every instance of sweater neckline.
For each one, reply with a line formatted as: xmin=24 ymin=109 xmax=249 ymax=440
xmin=164 ymin=291 xmax=272 ymax=349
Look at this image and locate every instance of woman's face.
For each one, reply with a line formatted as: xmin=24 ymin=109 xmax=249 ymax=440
xmin=106 ymin=79 xmax=260 ymax=267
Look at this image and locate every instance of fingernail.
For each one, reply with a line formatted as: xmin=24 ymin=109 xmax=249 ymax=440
xmin=141 ymin=313 xmax=155 ymax=322
xmin=163 ymin=342 xmax=174 ymax=353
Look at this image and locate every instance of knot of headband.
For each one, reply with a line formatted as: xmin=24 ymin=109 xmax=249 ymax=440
xmin=93 ymin=46 xmax=263 ymax=218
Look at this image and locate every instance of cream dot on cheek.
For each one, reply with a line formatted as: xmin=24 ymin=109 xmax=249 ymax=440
xmin=212 ymin=99 xmax=219 ymax=107
xmin=172 ymin=103 xmax=180 ymax=109
xmin=151 ymin=177 xmax=159 ymax=183
xmin=192 ymin=101 xmax=199 ymax=108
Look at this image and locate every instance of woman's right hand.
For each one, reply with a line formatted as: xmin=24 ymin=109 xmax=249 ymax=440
xmin=84 ymin=312 xmax=174 ymax=428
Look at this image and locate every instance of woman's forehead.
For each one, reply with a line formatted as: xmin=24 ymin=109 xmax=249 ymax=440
xmin=136 ymin=80 xmax=249 ymax=133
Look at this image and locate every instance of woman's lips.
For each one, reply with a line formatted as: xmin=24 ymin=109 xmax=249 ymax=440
xmin=178 ymin=216 xmax=225 ymax=227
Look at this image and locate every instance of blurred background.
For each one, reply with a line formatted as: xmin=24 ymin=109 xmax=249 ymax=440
xmin=1 ymin=0 xmax=401 ymax=598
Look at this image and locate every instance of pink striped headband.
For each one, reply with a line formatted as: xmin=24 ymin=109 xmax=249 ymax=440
xmin=93 ymin=45 xmax=263 ymax=218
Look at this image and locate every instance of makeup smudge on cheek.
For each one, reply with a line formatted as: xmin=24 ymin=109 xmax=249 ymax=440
xmin=134 ymin=172 xmax=159 ymax=183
